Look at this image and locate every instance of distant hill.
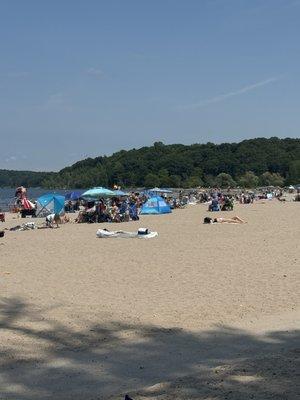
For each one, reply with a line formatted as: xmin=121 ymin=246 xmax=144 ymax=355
xmin=1 ymin=137 xmax=300 ymax=188
xmin=0 ymin=169 xmax=56 ymax=188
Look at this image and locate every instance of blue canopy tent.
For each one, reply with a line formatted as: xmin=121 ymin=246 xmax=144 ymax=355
xmin=140 ymin=196 xmax=171 ymax=215
xmin=36 ymin=194 xmax=65 ymax=217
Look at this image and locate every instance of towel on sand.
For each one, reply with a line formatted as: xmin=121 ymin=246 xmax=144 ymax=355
xmin=96 ymin=227 xmax=158 ymax=239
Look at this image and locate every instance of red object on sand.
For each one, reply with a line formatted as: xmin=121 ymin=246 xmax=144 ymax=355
xmin=22 ymin=198 xmax=33 ymax=210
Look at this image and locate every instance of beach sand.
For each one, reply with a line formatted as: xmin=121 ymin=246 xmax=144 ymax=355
xmin=0 ymin=201 xmax=299 ymax=399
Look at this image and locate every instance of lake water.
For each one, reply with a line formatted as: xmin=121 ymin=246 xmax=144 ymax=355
xmin=0 ymin=188 xmax=79 ymax=211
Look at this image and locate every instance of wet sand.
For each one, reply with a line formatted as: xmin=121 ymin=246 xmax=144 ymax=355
xmin=0 ymin=201 xmax=299 ymax=399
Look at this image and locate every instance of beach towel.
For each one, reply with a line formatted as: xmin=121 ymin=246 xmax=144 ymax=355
xmin=9 ymin=222 xmax=36 ymax=231
xmin=96 ymin=227 xmax=158 ymax=239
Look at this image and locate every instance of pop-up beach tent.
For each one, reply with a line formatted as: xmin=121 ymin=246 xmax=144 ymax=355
xmin=36 ymin=194 xmax=65 ymax=217
xmin=140 ymin=195 xmax=171 ymax=215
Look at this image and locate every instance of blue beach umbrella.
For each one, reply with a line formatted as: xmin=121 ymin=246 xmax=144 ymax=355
xmin=65 ymin=191 xmax=83 ymax=201
xmin=81 ymin=187 xmax=115 ymax=198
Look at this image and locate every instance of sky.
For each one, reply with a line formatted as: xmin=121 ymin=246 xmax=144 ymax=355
xmin=0 ymin=0 xmax=300 ymax=171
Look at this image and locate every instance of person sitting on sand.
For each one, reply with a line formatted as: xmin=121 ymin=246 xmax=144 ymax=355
xmin=109 ymin=202 xmax=121 ymax=223
xmin=46 ymin=213 xmax=61 ymax=228
xmin=203 ymin=216 xmax=246 ymax=224
xmin=129 ymin=202 xmax=139 ymax=221
xmin=0 ymin=210 xmax=5 ymax=223
xmin=209 ymin=196 xmax=220 ymax=212
xmin=221 ymin=196 xmax=234 ymax=211
xmin=45 ymin=213 xmax=69 ymax=228
xmin=294 ymin=189 xmax=300 ymax=202
xmin=75 ymin=202 xmax=96 ymax=223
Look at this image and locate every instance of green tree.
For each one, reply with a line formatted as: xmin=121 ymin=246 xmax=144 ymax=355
xmin=214 ymin=173 xmax=236 ymax=188
xmin=203 ymin=174 xmax=216 ymax=187
xmin=288 ymin=160 xmax=300 ymax=183
xmin=144 ymin=173 xmax=160 ymax=188
xmin=111 ymin=161 xmax=125 ymax=185
xmin=158 ymin=168 xmax=171 ymax=187
xmin=238 ymin=171 xmax=259 ymax=188
xmin=169 ymin=174 xmax=182 ymax=187
xmin=190 ymin=166 xmax=203 ymax=178
xmin=184 ymin=176 xmax=203 ymax=188
xmin=154 ymin=141 xmax=165 ymax=149
xmin=259 ymin=172 xmax=284 ymax=187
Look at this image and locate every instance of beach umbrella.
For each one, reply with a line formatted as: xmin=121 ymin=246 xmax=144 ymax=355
xmin=65 ymin=191 xmax=83 ymax=201
xmin=149 ymin=187 xmax=173 ymax=193
xmin=81 ymin=187 xmax=115 ymax=198
xmin=112 ymin=190 xmax=128 ymax=196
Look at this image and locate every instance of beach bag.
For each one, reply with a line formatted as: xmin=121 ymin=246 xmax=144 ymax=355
xmin=137 ymin=228 xmax=149 ymax=235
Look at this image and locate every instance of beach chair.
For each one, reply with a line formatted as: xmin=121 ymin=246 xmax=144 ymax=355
xmin=84 ymin=211 xmax=97 ymax=223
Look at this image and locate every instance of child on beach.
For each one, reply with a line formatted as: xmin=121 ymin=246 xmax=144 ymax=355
xmin=45 ymin=213 xmax=69 ymax=228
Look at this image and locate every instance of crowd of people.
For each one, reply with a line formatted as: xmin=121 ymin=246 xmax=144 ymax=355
xmin=67 ymin=192 xmax=190 ymax=223
xmin=74 ymin=196 xmax=141 ymax=224
xmin=1 ymin=185 xmax=298 ymax=231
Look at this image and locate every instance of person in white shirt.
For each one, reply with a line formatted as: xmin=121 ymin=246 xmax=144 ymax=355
xmin=45 ymin=213 xmax=61 ymax=228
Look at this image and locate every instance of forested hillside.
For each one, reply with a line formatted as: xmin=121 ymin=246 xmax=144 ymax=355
xmin=0 ymin=169 xmax=56 ymax=188
xmin=1 ymin=137 xmax=300 ymax=188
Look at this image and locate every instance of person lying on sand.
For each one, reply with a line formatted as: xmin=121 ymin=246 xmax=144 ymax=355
xmin=204 ymin=216 xmax=246 ymax=224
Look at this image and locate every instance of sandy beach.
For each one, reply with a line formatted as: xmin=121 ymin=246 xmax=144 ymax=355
xmin=0 ymin=201 xmax=299 ymax=399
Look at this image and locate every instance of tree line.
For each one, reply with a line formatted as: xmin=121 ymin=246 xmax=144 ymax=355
xmin=1 ymin=137 xmax=300 ymax=189
xmin=0 ymin=169 xmax=56 ymax=188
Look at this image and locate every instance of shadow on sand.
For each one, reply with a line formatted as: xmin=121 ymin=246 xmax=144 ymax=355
xmin=0 ymin=297 xmax=299 ymax=399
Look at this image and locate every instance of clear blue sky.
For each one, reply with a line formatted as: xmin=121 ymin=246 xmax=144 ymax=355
xmin=1 ymin=0 xmax=300 ymax=171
